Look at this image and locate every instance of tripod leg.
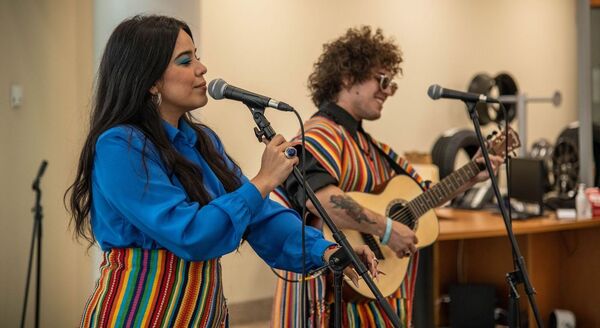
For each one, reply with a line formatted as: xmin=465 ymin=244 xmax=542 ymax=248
xmin=507 ymin=272 xmax=521 ymax=328
xmin=20 ymin=220 xmax=38 ymax=328
xmin=36 ymin=216 xmax=42 ymax=328
xmin=333 ymin=269 xmax=344 ymax=328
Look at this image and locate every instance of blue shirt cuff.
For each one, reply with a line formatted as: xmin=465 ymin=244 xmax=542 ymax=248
xmin=311 ymin=238 xmax=337 ymax=266
xmin=236 ymin=181 xmax=266 ymax=217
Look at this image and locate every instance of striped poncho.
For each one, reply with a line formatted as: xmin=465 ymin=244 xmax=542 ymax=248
xmin=271 ymin=104 xmax=428 ymax=327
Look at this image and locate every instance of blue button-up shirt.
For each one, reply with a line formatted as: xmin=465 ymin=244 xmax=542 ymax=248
xmin=90 ymin=119 xmax=333 ymax=272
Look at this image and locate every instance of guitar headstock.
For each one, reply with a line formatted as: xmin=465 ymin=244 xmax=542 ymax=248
xmin=487 ymin=126 xmax=521 ymax=157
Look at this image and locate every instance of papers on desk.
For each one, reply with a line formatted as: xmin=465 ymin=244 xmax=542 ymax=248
xmin=556 ymin=208 xmax=577 ymax=220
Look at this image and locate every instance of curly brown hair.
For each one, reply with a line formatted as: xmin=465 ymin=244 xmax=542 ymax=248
xmin=308 ymin=26 xmax=403 ymax=107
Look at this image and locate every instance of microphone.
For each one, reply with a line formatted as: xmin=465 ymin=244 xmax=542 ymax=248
xmin=208 ymin=78 xmax=294 ymax=111
xmin=427 ymin=84 xmax=498 ymax=103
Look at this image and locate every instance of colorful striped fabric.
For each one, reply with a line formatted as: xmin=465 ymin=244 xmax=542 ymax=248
xmin=80 ymin=248 xmax=228 ymax=328
xmin=272 ymin=255 xmax=419 ymax=328
xmin=295 ymin=116 xmax=427 ymax=192
xmin=272 ymin=115 xmax=427 ymax=327
xmin=271 ymin=270 xmax=329 ymax=327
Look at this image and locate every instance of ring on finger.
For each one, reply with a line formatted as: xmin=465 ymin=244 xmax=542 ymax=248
xmin=284 ymin=146 xmax=297 ymax=159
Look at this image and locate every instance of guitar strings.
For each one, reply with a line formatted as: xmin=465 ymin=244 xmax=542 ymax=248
xmin=387 ymin=187 xmax=439 ymax=226
xmin=387 ymin=157 xmax=489 ymax=226
xmin=380 ymin=134 xmax=511 ymax=230
xmin=387 ymin=169 xmax=466 ymax=226
xmin=389 ymin=205 xmax=414 ymax=226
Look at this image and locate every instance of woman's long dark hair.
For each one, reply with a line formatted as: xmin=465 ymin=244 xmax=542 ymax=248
xmin=66 ymin=15 xmax=241 ymax=246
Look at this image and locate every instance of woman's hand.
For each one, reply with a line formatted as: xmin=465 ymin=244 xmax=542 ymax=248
xmin=250 ymin=134 xmax=299 ymax=198
xmin=323 ymin=245 xmax=379 ymax=287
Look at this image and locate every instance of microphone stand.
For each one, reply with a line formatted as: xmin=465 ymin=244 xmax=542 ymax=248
xmin=462 ymin=102 xmax=542 ymax=327
xmin=247 ymin=106 xmax=401 ymax=328
xmin=21 ymin=160 xmax=48 ymax=328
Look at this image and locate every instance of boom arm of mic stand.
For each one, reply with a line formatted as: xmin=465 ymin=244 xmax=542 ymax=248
xmin=463 ymin=101 xmax=543 ymax=328
xmin=248 ymin=107 xmax=402 ymax=328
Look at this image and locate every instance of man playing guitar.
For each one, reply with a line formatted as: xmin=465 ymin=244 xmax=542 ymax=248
xmin=271 ymin=26 xmax=503 ymax=327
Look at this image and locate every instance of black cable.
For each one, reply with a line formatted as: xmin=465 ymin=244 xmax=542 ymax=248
xmin=291 ymin=108 xmax=309 ymax=328
xmin=270 ymin=265 xmax=329 ymax=283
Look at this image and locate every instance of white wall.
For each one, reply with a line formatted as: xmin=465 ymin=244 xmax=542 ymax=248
xmin=0 ymin=0 xmax=580 ymax=325
xmin=0 ymin=0 xmax=93 ymax=326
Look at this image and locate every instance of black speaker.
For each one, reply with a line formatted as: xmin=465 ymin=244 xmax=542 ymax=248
xmin=449 ymin=284 xmax=496 ymax=328
xmin=509 ymin=157 xmax=546 ymax=216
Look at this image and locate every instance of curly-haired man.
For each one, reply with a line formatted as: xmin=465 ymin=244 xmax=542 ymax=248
xmin=271 ymin=26 xmax=500 ymax=327
xmin=270 ymin=26 xmax=420 ymax=328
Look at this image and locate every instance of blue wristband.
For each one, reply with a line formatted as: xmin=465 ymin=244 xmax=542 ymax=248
xmin=380 ymin=217 xmax=393 ymax=245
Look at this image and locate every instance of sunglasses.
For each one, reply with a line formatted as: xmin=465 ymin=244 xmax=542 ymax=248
xmin=374 ymin=74 xmax=398 ymax=95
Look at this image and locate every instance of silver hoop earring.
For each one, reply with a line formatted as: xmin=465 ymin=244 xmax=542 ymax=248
xmin=154 ymin=93 xmax=162 ymax=106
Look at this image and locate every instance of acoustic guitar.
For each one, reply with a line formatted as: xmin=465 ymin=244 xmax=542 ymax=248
xmin=323 ymin=127 xmax=520 ymax=299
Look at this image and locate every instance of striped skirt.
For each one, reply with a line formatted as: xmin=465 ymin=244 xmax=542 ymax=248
xmin=80 ymin=248 xmax=228 ymax=328
xmin=271 ymin=253 xmax=419 ymax=327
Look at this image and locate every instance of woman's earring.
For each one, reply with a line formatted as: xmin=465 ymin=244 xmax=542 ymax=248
xmin=154 ymin=92 xmax=162 ymax=106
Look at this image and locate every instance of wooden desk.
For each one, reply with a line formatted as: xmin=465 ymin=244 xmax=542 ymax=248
xmin=432 ymin=209 xmax=600 ymax=327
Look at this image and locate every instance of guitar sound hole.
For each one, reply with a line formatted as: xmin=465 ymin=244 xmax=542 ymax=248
xmin=388 ymin=203 xmax=416 ymax=230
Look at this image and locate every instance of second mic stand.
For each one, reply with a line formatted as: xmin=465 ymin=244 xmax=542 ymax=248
xmin=21 ymin=160 xmax=48 ymax=328
xmin=463 ymin=101 xmax=543 ymax=327
xmin=248 ymin=106 xmax=401 ymax=328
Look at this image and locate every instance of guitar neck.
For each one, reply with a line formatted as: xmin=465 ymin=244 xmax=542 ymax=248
xmin=406 ymin=161 xmax=482 ymax=218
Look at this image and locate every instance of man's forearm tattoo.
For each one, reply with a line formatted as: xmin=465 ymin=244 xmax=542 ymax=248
xmin=330 ymin=195 xmax=375 ymax=224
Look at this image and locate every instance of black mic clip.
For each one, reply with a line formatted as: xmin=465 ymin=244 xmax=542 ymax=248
xmin=246 ymin=105 xmax=267 ymax=142
xmin=248 ymin=105 xmax=276 ymax=142
xmin=253 ymin=127 xmax=264 ymax=143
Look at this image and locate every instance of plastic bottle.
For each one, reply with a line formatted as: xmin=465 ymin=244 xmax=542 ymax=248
xmin=576 ymin=183 xmax=592 ymax=220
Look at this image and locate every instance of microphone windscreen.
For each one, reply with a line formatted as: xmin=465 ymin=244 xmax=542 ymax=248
xmin=208 ymin=78 xmax=227 ymax=100
xmin=427 ymin=84 xmax=443 ymax=100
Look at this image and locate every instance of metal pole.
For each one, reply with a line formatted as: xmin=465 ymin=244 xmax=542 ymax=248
xmin=577 ymin=0 xmax=594 ymax=187
xmin=517 ymin=93 xmax=527 ymax=157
